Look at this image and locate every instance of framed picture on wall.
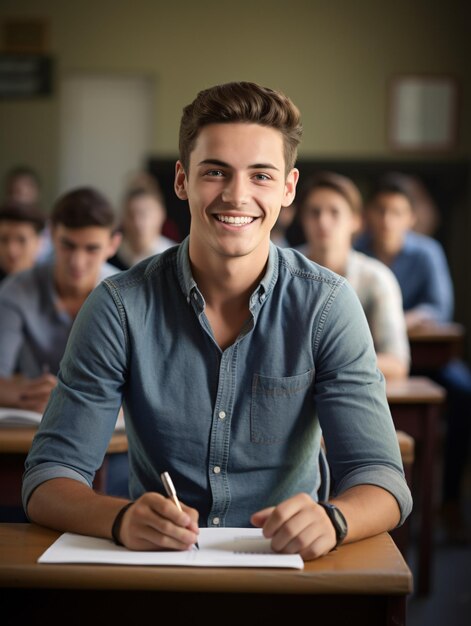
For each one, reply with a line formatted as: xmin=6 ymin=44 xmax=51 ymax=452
xmin=388 ymin=74 xmax=459 ymax=152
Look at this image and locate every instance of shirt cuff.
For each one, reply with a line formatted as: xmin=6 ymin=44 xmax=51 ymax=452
xmin=22 ymin=462 xmax=92 ymax=517
xmin=333 ymin=464 xmax=413 ymax=527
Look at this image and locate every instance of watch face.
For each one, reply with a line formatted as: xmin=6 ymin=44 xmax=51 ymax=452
xmin=332 ymin=507 xmax=347 ymax=537
xmin=321 ymin=503 xmax=348 ymax=544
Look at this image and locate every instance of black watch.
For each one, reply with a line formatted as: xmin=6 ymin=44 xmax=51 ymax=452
xmin=318 ymin=502 xmax=348 ymax=547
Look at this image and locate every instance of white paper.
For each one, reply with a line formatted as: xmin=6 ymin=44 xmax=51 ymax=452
xmin=38 ymin=527 xmax=303 ymax=569
xmin=0 ymin=406 xmax=125 ymax=431
xmin=0 ymin=407 xmax=42 ymax=426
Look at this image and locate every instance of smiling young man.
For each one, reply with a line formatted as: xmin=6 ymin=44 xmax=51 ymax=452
xmin=0 ymin=187 xmax=121 ymax=413
xmin=23 ymin=82 xmax=412 ymax=559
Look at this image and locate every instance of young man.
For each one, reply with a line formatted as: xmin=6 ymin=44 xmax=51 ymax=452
xmin=296 ymin=171 xmax=410 ymax=380
xmin=23 ymin=82 xmax=411 ymax=559
xmin=355 ymin=174 xmax=453 ymax=329
xmin=355 ymin=174 xmax=471 ymax=542
xmin=108 ymin=186 xmax=177 ymax=270
xmin=0 ymin=187 xmax=121 ymax=413
xmin=0 ymin=201 xmax=46 ymax=282
xmin=3 ymin=165 xmax=41 ymax=206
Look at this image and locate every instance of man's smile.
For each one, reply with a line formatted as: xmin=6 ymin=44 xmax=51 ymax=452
xmin=215 ymin=214 xmax=256 ymax=226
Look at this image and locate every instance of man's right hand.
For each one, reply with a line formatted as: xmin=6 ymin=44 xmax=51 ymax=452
xmin=118 ymin=492 xmax=200 ymax=551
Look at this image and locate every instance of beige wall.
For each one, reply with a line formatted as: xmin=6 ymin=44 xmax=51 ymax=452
xmin=1 ymin=0 xmax=470 ymax=208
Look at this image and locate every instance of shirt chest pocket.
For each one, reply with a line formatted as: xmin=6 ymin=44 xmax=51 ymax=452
xmin=250 ymin=370 xmax=315 ymax=444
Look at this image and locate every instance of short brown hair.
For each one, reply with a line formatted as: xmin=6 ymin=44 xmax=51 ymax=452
xmin=368 ymin=172 xmax=415 ymax=209
xmin=51 ymin=187 xmax=116 ymax=230
xmin=297 ymin=171 xmax=363 ymax=215
xmin=178 ymin=81 xmax=303 ymax=175
xmin=0 ymin=201 xmax=46 ymax=233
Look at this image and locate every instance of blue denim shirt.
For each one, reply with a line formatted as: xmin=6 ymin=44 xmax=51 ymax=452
xmin=23 ymin=238 xmax=412 ymax=527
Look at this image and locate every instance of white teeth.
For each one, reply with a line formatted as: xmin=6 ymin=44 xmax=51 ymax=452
xmin=216 ymin=215 xmax=254 ymax=225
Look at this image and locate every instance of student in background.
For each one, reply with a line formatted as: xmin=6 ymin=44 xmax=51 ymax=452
xmin=0 ymin=187 xmax=121 ymax=413
xmin=3 ymin=166 xmax=41 ymax=206
xmin=0 ymin=201 xmax=46 ymax=282
xmin=296 ymin=171 xmax=410 ymax=381
xmin=3 ymin=165 xmax=54 ymax=261
xmin=23 ymin=82 xmax=411 ymax=557
xmin=125 ymin=170 xmax=182 ymax=243
xmin=355 ymin=174 xmax=471 ymax=542
xmin=109 ymin=187 xmax=177 ymax=270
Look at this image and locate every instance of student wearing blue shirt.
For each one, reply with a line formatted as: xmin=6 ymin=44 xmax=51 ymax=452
xmin=355 ymin=173 xmax=471 ymax=542
xmin=23 ymin=82 xmax=411 ymax=558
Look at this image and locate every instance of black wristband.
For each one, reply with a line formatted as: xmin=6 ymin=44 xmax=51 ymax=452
xmin=111 ymin=502 xmax=134 ymax=546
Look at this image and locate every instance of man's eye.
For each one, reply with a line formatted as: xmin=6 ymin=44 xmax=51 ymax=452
xmin=253 ymin=173 xmax=270 ymax=181
xmin=205 ymin=169 xmax=224 ymax=177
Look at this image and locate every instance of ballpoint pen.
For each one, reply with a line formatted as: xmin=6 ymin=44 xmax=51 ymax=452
xmin=160 ymin=471 xmax=199 ymax=549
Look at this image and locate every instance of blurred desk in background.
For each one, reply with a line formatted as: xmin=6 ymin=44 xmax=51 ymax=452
xmin=386 ymin=376 xmax=446 ymax=596
xmin=408 ymin=322 xmax=465 ymax=372
xmin=0 ymin=427 xmax=128 ymax=513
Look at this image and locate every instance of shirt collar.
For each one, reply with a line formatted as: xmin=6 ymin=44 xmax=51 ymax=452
xmin=176 ymin=236 xmax=279 ymax=308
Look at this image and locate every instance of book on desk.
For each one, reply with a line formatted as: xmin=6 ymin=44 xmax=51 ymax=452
xmin=0 ymin=407 xmax=126 ymax=431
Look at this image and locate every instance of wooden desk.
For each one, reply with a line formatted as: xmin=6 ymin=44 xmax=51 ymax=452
xmin=0 ymin=427 xmax=128 ymax=508
xmin=0 ymin=523 xmax=412 ymax=626
xmin=386 ymin=376 xmax=446 ymax=596
xmin=408 ymin=322 xmax=465 ymax=372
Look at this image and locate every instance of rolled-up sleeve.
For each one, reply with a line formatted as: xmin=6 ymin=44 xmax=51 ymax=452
xmin=314 ymin=281 xmax=413 ymax=526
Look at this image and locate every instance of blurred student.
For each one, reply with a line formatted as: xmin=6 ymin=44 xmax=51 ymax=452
xmin=0 ymin=187 xmax=121 ymax=413
xmin=4 ymin=166 xmax=41 ymax=206
xmin=374 ymin=171 xmax=441 ymax=237
xmin=296 ymin=171 xmax=409 ymax=380
xmin=0 ymin=201 xmax=46 ymax=282
xmin=355 ymin=174 xmax=453 ymax=329
xmin=109 ymin=187 xmax=177 ymax=270
xmin=355 ymin=174 xmax=471 ymax=542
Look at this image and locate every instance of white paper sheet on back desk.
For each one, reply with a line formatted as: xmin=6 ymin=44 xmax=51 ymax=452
xmin=38 ymin=527 xmax=304 ymax=569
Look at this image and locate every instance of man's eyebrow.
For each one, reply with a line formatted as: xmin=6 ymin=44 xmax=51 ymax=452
xmin=197 ymin=159 xmax=280 ymax=171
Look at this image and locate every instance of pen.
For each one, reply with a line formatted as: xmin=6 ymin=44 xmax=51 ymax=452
xmin=160 ymin=471 xmax=199 ymax=549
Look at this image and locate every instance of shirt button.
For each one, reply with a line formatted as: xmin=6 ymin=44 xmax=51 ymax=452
xmin=212 ymin=517 xmax=220 ymax=525
xmin=213 ymin=466 xmax=221 ymax=474
xmin=218 ymin=411 xmax=226 ymax=419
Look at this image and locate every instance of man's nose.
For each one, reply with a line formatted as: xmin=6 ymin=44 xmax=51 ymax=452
xmin=69 ymin=249 xmax=87 ymax=269
xmin=221 ymin=175 xmax=249 ymax=207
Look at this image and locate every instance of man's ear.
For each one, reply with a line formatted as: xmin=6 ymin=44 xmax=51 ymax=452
xmin=281 ymin=168 xmax=299 ymax=208
xmin=108 ymin=231 xmax=122 ymax=258
xmin=174 ymin=161 xmax=188 ymax=200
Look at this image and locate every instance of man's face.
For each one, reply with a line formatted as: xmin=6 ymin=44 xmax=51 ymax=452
xmin=0 ymin=220 xmax=42 ymax=275
xmin=300 ymin=188 xmax=360 ymax=255
xmin=366 ymin=192 xmax=415 ymax=250
xmin=122 ymin=195 xmax=166 ymax=247
xmin=52 ymin=224 xmax=120 ymax=292
xmin=8 ymin=175 xmax=39 ymax=204
xmin=174 ymin=122 xmax=298 ymax=264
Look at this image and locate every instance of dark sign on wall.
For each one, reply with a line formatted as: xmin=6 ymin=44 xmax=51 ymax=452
xmin=0 ymin=54 xmax=53 ymax=98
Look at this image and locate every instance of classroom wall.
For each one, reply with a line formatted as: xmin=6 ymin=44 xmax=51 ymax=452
xmin=1 ymin=0 xmax=471 ymax=353
xmin=1 ymin=0 xmax=470 ymax=204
